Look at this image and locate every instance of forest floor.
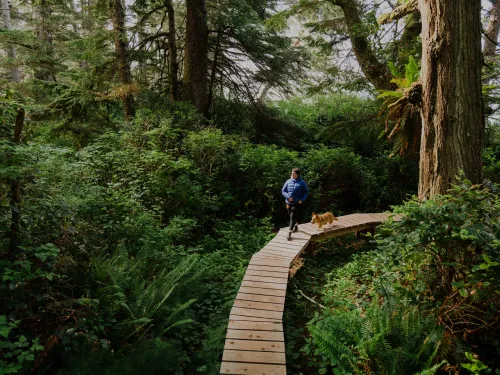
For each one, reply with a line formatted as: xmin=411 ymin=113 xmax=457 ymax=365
xmin=283 ymin=235 xmax=375 ymax=374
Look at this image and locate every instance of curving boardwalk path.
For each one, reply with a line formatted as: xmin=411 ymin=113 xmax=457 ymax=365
xmin=220 ymin=213 xmax=402 ymax=375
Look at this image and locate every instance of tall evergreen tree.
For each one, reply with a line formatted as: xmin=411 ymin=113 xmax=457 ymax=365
xmin=183 ymin=0 xmax=209 ymax=114
xmin=418 ymin=0 xmax=484 ymax=199
xmin=110 ymin=0 xmax=135 ymax=120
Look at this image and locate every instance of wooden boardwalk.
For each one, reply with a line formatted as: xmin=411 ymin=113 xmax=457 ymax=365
xmin=220 ymin=213 xmax=401 ymax=375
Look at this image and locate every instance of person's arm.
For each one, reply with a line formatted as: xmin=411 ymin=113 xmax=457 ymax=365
xmin=282 ymin=180 xmax=291 ymax=199
xmin=299 ymin=181 xmax=309 ymax=203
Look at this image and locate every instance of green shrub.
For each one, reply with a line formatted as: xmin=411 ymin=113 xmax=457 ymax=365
xmin=302 ymin=146 xmax=371 ymax=214
xmin=308 ymin=298 xmax=446 ymax=375
xmin=307 ymin=178 xmax=500 ymax=374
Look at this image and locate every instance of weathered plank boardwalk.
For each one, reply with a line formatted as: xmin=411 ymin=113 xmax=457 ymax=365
xmin=220 ymin=213 xmax=402 ymax=375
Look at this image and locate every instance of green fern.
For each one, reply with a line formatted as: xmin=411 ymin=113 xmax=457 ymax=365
xmin=89 ymin=250 xmax=199 ymax=342
xmin=413 ymin=360 xmax=447 ymax=375
xmin=377 ymin=56 xmax=422 ymax=157
xmin=309 ymin=294 xmax=446 ymax=375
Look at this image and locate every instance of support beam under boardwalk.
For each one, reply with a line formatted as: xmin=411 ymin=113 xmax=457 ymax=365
xmin=220 ymin=212 xmax=401 ymax=374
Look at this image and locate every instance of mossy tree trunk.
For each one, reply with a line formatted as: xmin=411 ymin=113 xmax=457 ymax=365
xmin=418 ymin=0 xmax=484 ymax=200
xmin=110 ymin=0 xmax=135 ymax=121
xmin=183 ymin=0 xmax=208 ymax=115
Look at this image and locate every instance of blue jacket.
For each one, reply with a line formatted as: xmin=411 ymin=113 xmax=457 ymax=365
xmin=282 ymin=177 xmax=309 ymax=205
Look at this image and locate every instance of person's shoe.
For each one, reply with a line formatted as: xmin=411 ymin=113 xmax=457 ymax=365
xmin=287 ymin=231 xmax=292 ymax=240
xmin=292 ymin=223 xmax=299 ymax=233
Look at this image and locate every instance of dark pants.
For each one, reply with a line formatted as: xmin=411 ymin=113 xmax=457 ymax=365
xmin=287 ymin=204 xmax=302 ymax=230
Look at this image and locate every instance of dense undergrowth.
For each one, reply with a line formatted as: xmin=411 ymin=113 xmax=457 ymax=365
xmin=1 ymin=91 xmax=499 ymax=374
xmin=305 ymin=180 xmax=500 ymax=375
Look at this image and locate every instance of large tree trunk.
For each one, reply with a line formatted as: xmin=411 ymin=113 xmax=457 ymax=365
xmin=334 ymin=0 xmax=395 ymax=90
xmin=183 ymin=0 xmax=208 ymax=115
xmin=110 ymin=0 xmax=135 ymax=121
xmin=418 ymin=0 xmax=484 ymax=200
xmin=484 ymin=0 xmax=500 ymax=58
xmin=207 ymin=29 xmax=221 ymax=110
xmin=34 ymin=0 xmax=56 ymax=81
xmin=8 ymin=108 xmax=25 ymax=260
xmin=1 ymin=0 xmax=21 ymax=82
xmin=166 ymin=0 xmax=179 ymax=102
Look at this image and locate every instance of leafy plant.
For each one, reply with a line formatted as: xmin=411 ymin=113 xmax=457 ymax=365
xmin=0 ymin=316 xmax=44 ymax=375
xmin=308 ymin=297 xmax=446 ymax=375
xmin=461 ymin=352 xmax=488 ymax=374
xmin=378 ymin=56 xmax=422 ymax=156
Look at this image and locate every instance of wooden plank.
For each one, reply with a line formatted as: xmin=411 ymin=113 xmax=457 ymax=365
xmin=236 ymin=292 xmax=285 ymax=305
xmin=253 ymin=251 xmax=290 ymax=258
xmin=224 ymin=339 xmax=285 ymax=352
xmin=222 ymin=350 xmax=286 ymax=365
xmin=253 ymin=252 xmax=292 ymax=260
xmin=251 ymin=253 xmax=291 ymax=260
xmin=247 ymin=265 xmax=289 ymax=273
xmin=325 ymin=224 xmax=348 ymax=231
xmin=337 ymin=217 xmax=361 ymax=226
xmin=272 ymin=234 xmax=309 ymax=243
xmin=220 ymin=361 xmax=286 ymax=375
xmin=226 ymin=329 xmax=284 ymax=341
xmin=276 ymin=229 xmax=311 ymax=240
xmin=259 ymin=250 xmax=299 ymax=259
xmin=374 ymin=213 xmax=390 ymax=222
xmin=234 ymin=299 xmax=283 ymax=312
xmin=276 ymin=232 xmax=311 ymax=241
xmin=244 ymin=269 xmax=288 ymax=279
xmin=241 ymin=280 xmax=287 ymax=291
xmin=299 ymin=222 xmax=318 ymax=230
xmin=237 ymin=286 xmax=287 ymax=297
xmin=264 ymin=242 xmax=304 ymax=251
xmin=348 ymin=214 xmax=370 ymax=224
xmin=248 ymin=262 xmax=290 ymax=269
xmin=259 ymin=245 xmax=302 ymax=256
xmin=270 ymin=238 xmax=308 ymax=247
xmin=243 ymin=275 xmax=288 ymax=285
xmin=297 ymin=224 xmax=319 ymax=234
xmin=250 ymin=257 xmax=292 ymax=265
xmin=312 ymin=227 xmax=360 ymax=241
xmin=229 ymin=315 xmax=280 ymax=322
xmin=250 ymin=257 xmax=291 ymax=264
xmin=248 ymin=259 xmax=290 ymax=268
xmin=392 ymin=213 xmax=404 ymax=221
xmin=230 ymin=307 xmax=282 ymax=320
xmin=227 ymin=321 xmax=283 ymax=332
xmin=263 ymin=246 xmax=303 ymax=255
xmin=357 ymin=213 xmax=377 ymax=224
xmin=257 ymin=248 xmax=297 ymax=256
xmin=297 ymin=228 xmax=317 ymax=236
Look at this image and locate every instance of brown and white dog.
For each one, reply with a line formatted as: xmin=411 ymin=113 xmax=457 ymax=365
xmin=311 ymin=212 xmax=338 ymax=229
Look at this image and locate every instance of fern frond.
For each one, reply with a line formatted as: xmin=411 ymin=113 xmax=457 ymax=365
xmin=413 ymin=360 xmax=447 ymax=375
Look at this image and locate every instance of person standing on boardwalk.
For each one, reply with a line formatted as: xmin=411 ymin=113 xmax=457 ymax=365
xmin=282 ymin=168 xmax=309 ymax=240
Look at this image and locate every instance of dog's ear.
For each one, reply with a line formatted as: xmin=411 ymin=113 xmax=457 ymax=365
xmin=312 ymin=212 xmax=315 ymax=215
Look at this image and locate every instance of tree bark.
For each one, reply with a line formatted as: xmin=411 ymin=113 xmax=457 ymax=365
xmin=418 ymin=0 xmax=484 ymax=200
xmin=8 ymin=108 xmax=25 ymax=260
xmin=166 ymin=0 xmax=179 ymax=102
xmin=110 ymin=0 xmax=135 ymax=121
xmin=484 ymin=0 xmax=500 ymax=58
xmin=207 ymin=29 xmax=221 ymax=110
xmin=183 ymin=0 xmax=208 ymax=115
xmin=1 ymin=0 xmax=21 ymax=82
xmin=333 ymin=0 xmax=395 ymax=90
xmin=34 ymin=0 xmax=56 ymax=81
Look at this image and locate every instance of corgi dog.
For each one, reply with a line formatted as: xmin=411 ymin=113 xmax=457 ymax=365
xmin=311 ymin=212 xmax=338 ymax=229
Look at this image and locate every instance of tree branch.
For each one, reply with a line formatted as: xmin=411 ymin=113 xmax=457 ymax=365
xmin=378 ymin=0 xmax=418 ymax=25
